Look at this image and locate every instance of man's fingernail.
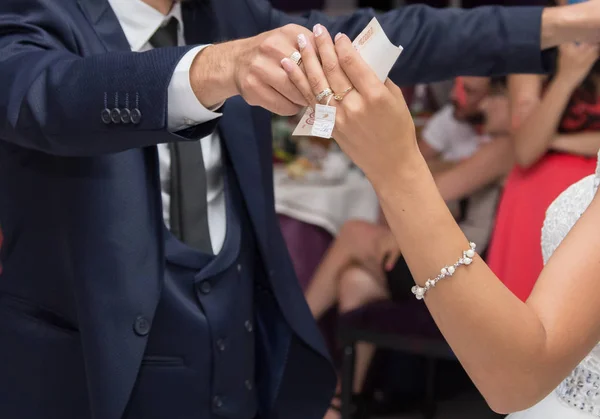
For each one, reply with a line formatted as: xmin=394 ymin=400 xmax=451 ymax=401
xmin=297 ymin=34 xmax=307 ymax=50
xmin=334 ymin=32 xmax=343 ymax=42
xmin=313 ymin=24 xmax=324 ymax=37
xmin=281 ymin=58 xmax=295 ymax=72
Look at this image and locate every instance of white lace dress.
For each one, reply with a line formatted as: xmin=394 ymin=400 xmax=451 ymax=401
xmin=508 ymin=154 xmax=600 ymax=418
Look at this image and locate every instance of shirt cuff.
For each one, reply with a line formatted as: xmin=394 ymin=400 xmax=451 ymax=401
xmin=167 ymin=45 xmax=223 ymax=132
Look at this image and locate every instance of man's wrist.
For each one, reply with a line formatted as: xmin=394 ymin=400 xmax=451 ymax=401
xmin=189 ymin=42 xmax=239 ymax=109
xmin=540 ymin=7 xmax=561 ymax=50
xmin=540 ymin=2 xmax=592 ymax=50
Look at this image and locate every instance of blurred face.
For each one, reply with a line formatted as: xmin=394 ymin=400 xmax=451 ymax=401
xmin=479 ymin=88 xmax=510 ymax=135
xmin=451 ymin=76 xmax=490 ymax=123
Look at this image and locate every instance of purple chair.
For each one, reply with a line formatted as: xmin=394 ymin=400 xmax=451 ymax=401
xmin=337 ymin=300 xmax=454 ymax=419
xmin=277 ymin=214 xmax=332 ymax=291
xmin=277 ymin=215 xmax=341 ymax=356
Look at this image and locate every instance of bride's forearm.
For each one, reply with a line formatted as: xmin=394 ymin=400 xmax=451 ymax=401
xmin=373 ymin=152 xmax=550 ymax=413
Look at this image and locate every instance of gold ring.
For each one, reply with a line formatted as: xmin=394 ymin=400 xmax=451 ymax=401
xmin=289 ymin=51 xmax=302 ymax=66
xmin=316 ymin=88 xmax=333 ymax=103
xmin=334 ymin=86 xmax=354 ymax=101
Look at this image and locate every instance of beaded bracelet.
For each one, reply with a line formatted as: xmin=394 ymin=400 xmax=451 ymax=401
xmin=411 ymin=242 xmax=477 ymax=300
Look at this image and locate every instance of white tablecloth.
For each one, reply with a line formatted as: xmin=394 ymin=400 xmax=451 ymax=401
xmin=273 ymin=166 xmax=380 ymax=235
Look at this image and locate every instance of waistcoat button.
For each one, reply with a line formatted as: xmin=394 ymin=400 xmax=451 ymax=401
xmin=216 ymin=339 xmax=226 ymax=352
xmin=245 ymin=320 xmax=253 ymax=333
xmin=200 ymin=281 xmax=212 ymax=294
xmin=213 ymin=396 xmax=223 ymax=409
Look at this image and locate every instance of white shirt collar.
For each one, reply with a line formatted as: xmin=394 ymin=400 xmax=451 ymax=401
xmin=108 ymin=0 xmax=184 ymax=52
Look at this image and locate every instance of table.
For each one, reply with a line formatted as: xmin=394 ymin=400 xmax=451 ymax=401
xmin=274 ymin=166 xmax=380 ymax=236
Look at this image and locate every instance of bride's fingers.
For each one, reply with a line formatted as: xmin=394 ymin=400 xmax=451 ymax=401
xmin=334 ymin=33 xmax=381 ymax=96
xmin=312 ymin=25 xmax=353 ymax=96
xmin=281 ymin=57 xmax=315 ymax=107
xmin=297 ymin=33 xmax=331 ymax=102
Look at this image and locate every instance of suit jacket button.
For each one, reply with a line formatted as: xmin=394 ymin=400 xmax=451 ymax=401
xmin=110 ymin=108 xmax=121 ymax=124
xmin=245 ymin=320 xmax=253 ymax=333
xmin=120 ymin=108 xmax=131 ymax=124
xmin=213 ymin=396 xmax=223 ymax=409
xmin=130 ymin=108 xmax=142 ymax=124
xmin=216 ymin=339 xmax=226 ymax=352
xmin=200 ymin=281 xmax=212 ymax=294
xmin=101 ymin=109 xmax=112 ymax=124
xmin=245 ymin=380 xmax=253 ymax=390
xmin=133 ymin=316 xmax=150 ymax=336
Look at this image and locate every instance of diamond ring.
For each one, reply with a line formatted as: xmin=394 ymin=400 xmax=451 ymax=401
xmin=316 ymin=88 xmax=333 ymax=103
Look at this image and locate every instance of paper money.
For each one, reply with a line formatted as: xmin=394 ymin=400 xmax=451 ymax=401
xmin=292 ymin=18 xmax=403 ymax=137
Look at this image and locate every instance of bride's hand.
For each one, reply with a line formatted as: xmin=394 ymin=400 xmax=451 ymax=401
xmin=281 ymin=24 xmax=419 ymax=186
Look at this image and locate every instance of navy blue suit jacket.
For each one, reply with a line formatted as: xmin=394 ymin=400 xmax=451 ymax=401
xmin=0 ymin=1 xmax=550 ymax=418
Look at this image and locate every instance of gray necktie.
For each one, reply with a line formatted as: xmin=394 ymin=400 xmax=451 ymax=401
xmin=150 ymin=18 xmax=213 ymax=254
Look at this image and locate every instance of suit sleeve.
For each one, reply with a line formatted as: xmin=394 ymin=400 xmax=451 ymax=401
xmin=0 ymin=0 xmax=219 ymax=157
xmin=248 ymin=1 xmax=554 ymax=85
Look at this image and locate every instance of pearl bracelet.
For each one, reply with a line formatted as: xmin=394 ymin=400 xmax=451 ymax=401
xmin=411 ymin=242 xmax=477 ymax=300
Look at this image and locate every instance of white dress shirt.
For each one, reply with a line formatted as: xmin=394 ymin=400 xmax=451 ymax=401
xmin=108 ymin=0 xmax=226 ymax=254
xmin=421 ymin=105 xmax=490 ymax=162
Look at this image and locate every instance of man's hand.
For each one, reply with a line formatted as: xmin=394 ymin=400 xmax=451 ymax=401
xmin=338 ymin=220 xmax=400 ymax=278
xmin=189 ymin=24 xmax=315 ymax=115
xmin=541 ymin=0 xmax=600 ymax=49
xmin=375 ymin=231 xmax=402 ymax=272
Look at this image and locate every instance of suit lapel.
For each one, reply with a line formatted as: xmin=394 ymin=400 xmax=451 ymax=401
xmin=221 ymin=99 xmax=333 ymax=363
xmin=219 ymin=98 xmax=270 ymax=256
xmin=77 ymin=0 xmax=131 ymax=52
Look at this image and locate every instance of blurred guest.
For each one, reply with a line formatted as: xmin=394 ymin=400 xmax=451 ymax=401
xmin=305 ymin=77 xmax=513 ymax=419
xmin=420 ymin=76 xmax=490 ymax=170
xmin=487 ymin=0 xmax=600 ymax=302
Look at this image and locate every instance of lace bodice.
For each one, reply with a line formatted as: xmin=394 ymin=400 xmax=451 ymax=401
xmin=541 ymin=152 xmax=600 ymax=415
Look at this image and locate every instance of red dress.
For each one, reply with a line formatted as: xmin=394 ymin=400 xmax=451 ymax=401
xmin=487 ymin=96 xmax=600 ymax=301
